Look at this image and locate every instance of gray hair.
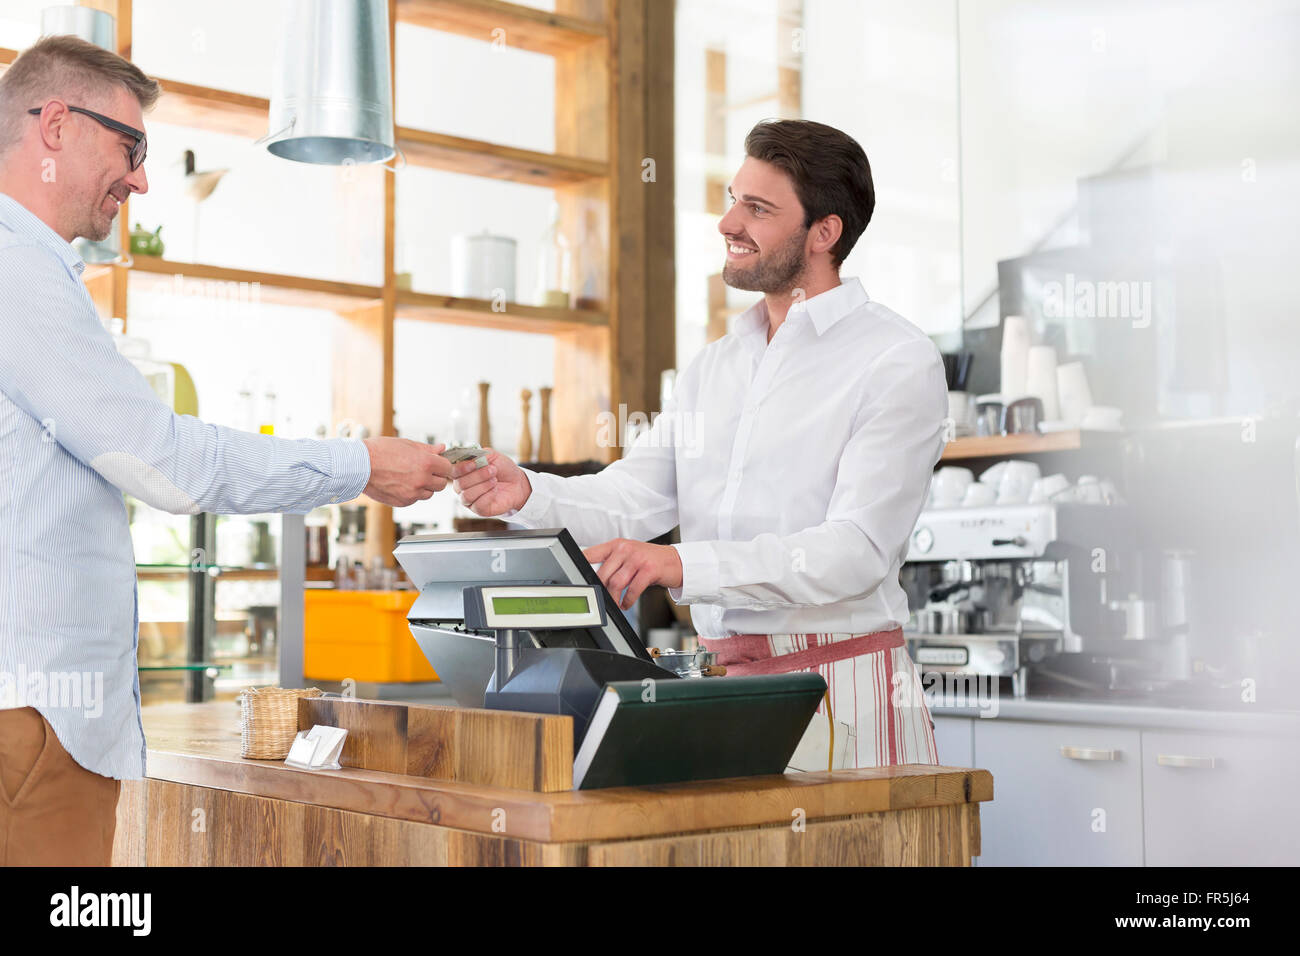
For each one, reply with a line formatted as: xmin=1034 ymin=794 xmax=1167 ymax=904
xmin=0 ymin=35 xmax=160 ymax=156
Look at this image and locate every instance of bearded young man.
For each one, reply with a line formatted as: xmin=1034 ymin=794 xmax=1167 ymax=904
xmin=453 ymin=119 xmax=948 ymax=770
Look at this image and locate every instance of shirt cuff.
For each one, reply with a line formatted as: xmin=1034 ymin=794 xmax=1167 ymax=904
xmin=669 ymin=541 xmax=720 ymax=605
xmin=327 ymin=438 xmax=372 ymax=504
xmin=503 ymin=468 xmax=553 ymax=526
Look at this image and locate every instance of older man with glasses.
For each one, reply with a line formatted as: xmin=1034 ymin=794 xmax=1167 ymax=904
xmin=27 ymin=104 xmax=148 ymax=166
xmin=0 ymin=36 xmax=455 ymax=865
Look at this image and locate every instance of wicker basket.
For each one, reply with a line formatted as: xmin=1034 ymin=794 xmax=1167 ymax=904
xmin=238 ymin=686 xmax=322 ymax=759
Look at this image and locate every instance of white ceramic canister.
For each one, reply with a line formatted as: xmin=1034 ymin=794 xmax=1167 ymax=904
xmin=451 ymin=231 xmax=517 ymax=301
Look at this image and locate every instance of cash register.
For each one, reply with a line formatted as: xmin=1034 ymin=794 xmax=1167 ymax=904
xmin=394 ymin=529 xmax=825 ymax=788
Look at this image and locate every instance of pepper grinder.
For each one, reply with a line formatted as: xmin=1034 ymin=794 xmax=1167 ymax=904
xmin=518 ymin=389 xmax=534 ymax=462
xmin=477 ymin=381 xmax=492 ymax=449
xmin=537 ymin=386 xmax=554 ymax=463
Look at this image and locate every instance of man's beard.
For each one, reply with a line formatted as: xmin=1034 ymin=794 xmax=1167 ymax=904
xmin=722 ymin=227 xmax=808 ymax=294
xmin=80 ymin=213 xmax=114 ymax=242
xmin=78 ymin=183 xmax=121 ymax=242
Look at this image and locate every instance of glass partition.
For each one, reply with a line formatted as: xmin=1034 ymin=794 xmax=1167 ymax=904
xmin=957 ymin=0 xmax=1300 ymax=420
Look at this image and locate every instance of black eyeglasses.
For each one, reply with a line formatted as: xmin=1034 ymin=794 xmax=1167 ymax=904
xmin=27 ymin=104 xmax=147 ymax=170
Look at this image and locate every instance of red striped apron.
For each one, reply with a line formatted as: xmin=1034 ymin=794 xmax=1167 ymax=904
xmin=699 ymin=629 xmax=940 ymax=769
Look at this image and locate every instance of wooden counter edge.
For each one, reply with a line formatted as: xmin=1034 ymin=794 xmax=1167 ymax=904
xmin=144 ymin=746 xmax=992 ymax=845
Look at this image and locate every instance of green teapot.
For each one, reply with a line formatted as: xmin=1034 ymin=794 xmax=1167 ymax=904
xmin=129 ymin=223 xmax=164 ymax=257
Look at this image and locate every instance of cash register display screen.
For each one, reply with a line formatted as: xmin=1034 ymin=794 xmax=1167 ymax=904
xmin=491 ymin=595 xmax=591 ymax=616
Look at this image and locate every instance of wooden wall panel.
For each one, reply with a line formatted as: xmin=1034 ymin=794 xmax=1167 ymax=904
xmin=705 ymin=48 xmax=728 ymax=216
xmin=554 ymin=14 xmax=614 ymax=463
xmin=552 ymin=0 xmax=675 ymax=462
xmin=136 ymin=780 xmax=589 ymax=866
xmin=111 ymin=778 xmax=148 ymax=867
xmin=777 ymin=0 xmax=803 ymax=116
xmin=332 ymin=301 xmax=393 ymax=565
xmin=123 ymin=779 xmax=977 ymax=867
xmin=298 ymin=697 xmax=575 ymax=792
xmin=120 ymin=703 xmax=989 ymax=865
xmin=586 ymin=805 xmax=978 ymax=867
xmin=642 ymin=0 xmax=676 ymax=414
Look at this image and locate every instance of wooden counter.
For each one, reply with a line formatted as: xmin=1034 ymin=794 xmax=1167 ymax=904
xmin=113 ymin=700 xmax=994 ymax=866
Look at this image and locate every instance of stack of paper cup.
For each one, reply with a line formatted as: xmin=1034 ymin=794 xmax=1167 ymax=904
xmin=1025 ymin=345 xmax=1060 ymax=420
xmin=1056 ymin=361 xmax=1094 ymax=426
xmin=1000 ymin=316 xmax=1030 ymax=400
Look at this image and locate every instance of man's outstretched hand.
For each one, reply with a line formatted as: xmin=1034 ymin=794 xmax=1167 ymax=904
xmin=452 ymin=450 xmax=532 ymax=516
xmin=362 ymin=438 xmax=453 ymax=507
xmin=583 ymin=538 xmax=684 ymax=610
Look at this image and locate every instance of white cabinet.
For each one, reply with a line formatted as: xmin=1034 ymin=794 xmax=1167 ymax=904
xmin=1142 ymin=730 xmax=1300 ymax=866
xmin=974 ymin=719 xmax=1144 ymax=866
xmin=941 ymin=710 xmax=1298 ymax=865
xmin=933 ymin=715 xmax=974 ymax=767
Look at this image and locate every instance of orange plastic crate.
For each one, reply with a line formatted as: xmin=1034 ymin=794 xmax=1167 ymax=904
xmin=303 ymin=590 xmax=436 ymax=683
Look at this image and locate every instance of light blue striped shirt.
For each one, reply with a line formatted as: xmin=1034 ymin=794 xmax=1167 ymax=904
xmin=0 ymin=192 xmax=372 ymax=780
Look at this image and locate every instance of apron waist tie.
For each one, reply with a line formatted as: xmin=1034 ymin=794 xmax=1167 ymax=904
xmin=698 ymin=628 xmax=905 ymax=676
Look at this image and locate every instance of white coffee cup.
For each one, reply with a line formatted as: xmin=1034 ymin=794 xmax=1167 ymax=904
xmin=996 ymin=460 xmax=1041 ymax=505
xmin=931 ymin=466 xmax=975 ymax=507
xmin=980 ymin=461 xmax=1010 ymax=486
xmin=1029 ymin=472 xmax=1070 ymax=503
xmin=961 ymin=482 xmax=997 ymax=508
xmin=1075 ymin=475 xmax=1104 ymax=504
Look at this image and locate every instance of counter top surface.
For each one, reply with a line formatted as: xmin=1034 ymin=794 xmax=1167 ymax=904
xmin=929 ymin=694 xmax=1300 ymax=734
xmin=139 ymin=702 xmax=993 ymax=843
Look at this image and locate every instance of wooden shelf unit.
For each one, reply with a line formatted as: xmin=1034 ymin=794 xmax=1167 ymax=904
xmin=128 ymin=256 xmax=383 ymax=311
xmin=396 ymin=0 xmax=606 ymax=56
xmin=397 ymin=288 xmax=607 ymax=334
xmin=4 ymin=0 xmax=676 ymax=568
xmin=135 ymin=566 xmax=280 ymax=583
xmin=118 ymin=258 xmax=610 ymax=333
xmin=152 ymin=77 xmax=268 ymax=139
xmin=940 ymin=430 xmax=1086 ymax=461
xmin=396 ymin=127 xmax=608 ymax=187
xmin=145 ymin=78 xmax=611 ymax=188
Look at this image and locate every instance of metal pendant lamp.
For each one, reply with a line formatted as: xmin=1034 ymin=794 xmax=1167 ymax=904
xmin=265 ymin=0 xmax=396 ymax=165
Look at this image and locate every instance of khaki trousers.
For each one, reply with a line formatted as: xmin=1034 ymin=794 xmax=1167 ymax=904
xmin=0 ymin=707 xmax=120 ymax=866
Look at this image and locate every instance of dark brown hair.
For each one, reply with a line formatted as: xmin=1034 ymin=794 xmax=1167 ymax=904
xmin=744 ymin=119 xmax=875 ymax=266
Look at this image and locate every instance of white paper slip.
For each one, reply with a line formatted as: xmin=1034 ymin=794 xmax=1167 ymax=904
xmin=284 ymin=724 xmax=348 ymax=770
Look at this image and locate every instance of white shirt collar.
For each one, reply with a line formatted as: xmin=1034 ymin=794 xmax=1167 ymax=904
xmin=733 ymin=277 xmax=870 ymax=339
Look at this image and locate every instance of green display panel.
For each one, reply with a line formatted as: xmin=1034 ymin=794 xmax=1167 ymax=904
xmin=491 ymin=595 xmax=591 ymax=615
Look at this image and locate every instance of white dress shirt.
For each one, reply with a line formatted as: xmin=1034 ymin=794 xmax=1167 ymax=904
xmin=508 ymin=277 xmax=948 ymax=637
xmin=0 ymin=193 xmax=372 ymax=779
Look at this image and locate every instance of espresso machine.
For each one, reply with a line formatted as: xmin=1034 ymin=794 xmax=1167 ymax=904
xmin=901 ymin=502 xmax=1138 ymax=697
